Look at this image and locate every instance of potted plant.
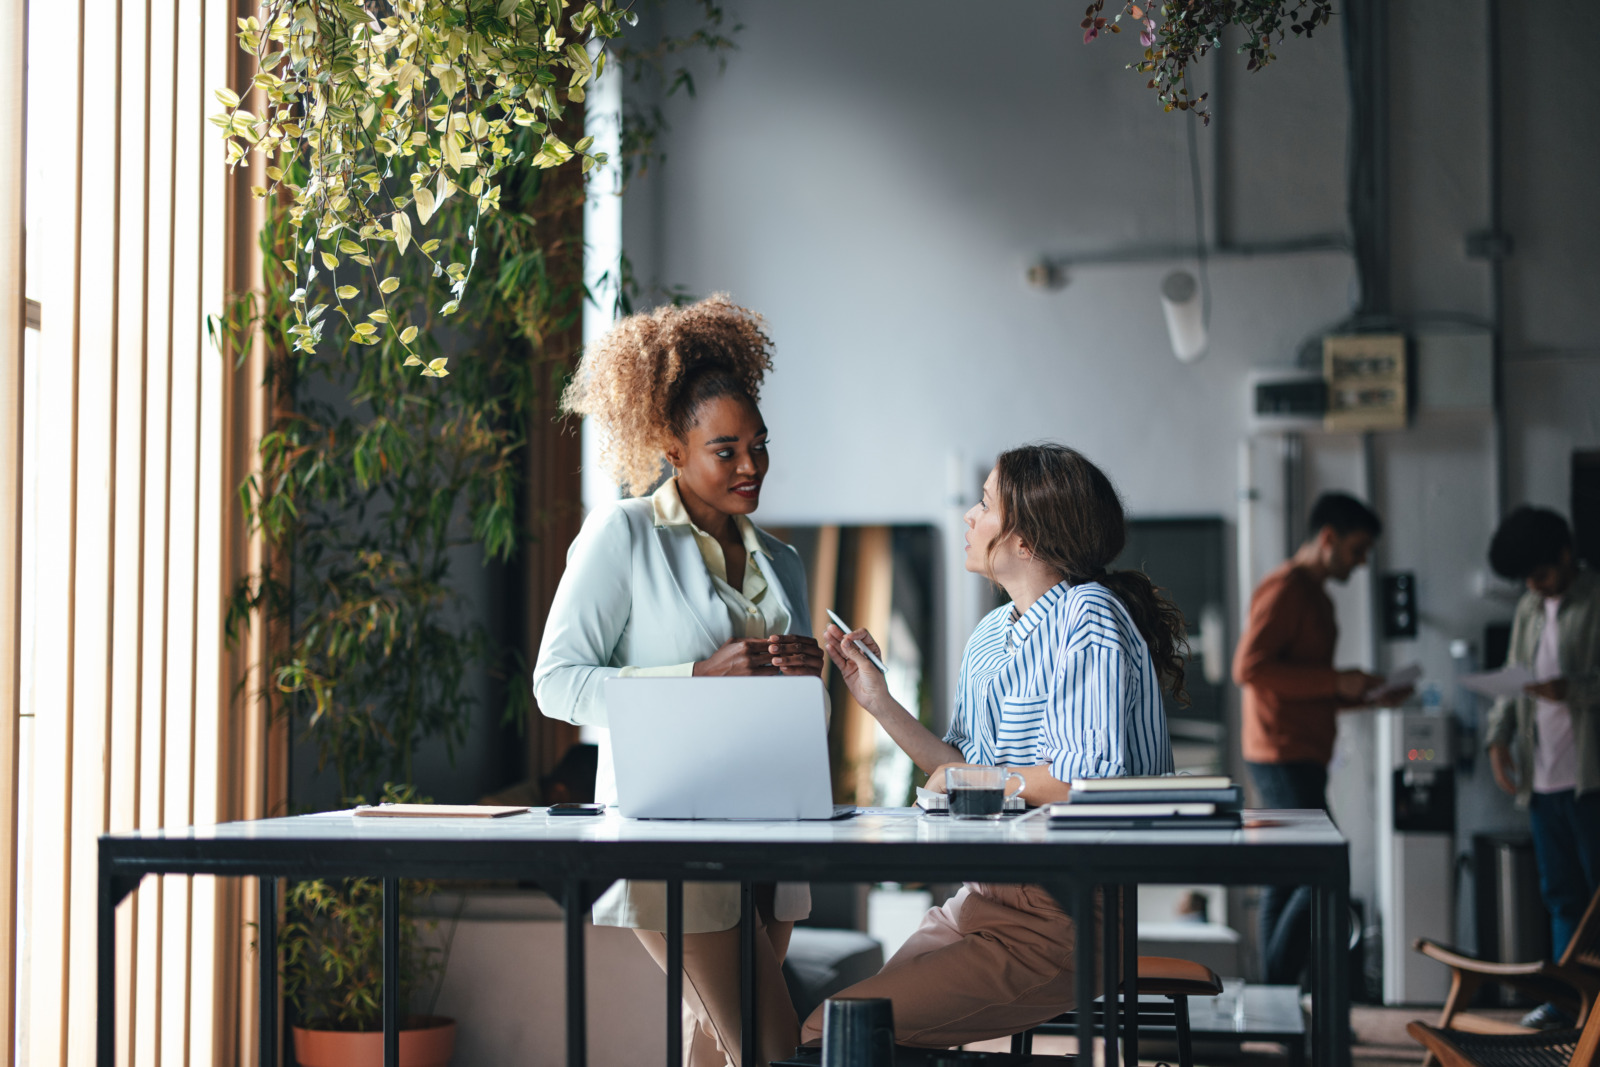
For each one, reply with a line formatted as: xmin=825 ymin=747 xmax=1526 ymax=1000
xmin=279 ymin=863 xmax=459 ymax=1066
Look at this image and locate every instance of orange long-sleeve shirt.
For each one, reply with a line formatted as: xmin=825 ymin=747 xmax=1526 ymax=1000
xmin=1233 ymin=561 xmax=1344 ymax=765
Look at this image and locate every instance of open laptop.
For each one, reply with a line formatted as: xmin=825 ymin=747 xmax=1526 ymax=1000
xmin=605 ymin=676 xmax=854 ymax=820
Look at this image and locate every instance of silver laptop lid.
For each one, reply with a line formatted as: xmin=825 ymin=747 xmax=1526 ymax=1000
xmin=605 ymin=676 xmax=834 ymax=819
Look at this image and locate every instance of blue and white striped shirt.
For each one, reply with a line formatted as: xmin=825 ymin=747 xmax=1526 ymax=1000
xmin=945 ymin=581 xmax=1174 ymax=782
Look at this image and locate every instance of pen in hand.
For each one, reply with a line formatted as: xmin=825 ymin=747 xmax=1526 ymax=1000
xmin=825 ymin=609 xmax=887 ymax=673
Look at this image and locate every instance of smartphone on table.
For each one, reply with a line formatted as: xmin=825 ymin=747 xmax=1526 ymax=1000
xmin=548 ymin=802 xmax=606 ymax=816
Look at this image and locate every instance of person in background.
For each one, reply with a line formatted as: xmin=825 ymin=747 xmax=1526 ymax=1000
xmin=534 ymin=295 xmax=825 ymax=1067
xmin=1486 ymin=506 xmax=1600 ymax=1030
xmin=1233 ymin=492 xmax=1393 ymax=985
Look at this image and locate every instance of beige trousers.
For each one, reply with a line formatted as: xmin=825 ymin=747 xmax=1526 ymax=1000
xmin=800 ymin=883 xmax=1089 ymax=1049
xmin=634 ymin=912 xmax=799 ymax=1067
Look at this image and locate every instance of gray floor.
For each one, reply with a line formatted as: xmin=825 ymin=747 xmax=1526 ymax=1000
xmin=961 ymin=1005 xmax=1527 ymax=1065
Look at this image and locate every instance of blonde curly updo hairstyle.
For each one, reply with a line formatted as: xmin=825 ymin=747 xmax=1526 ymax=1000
xmin=560 ymin=294 xmax=775 ymax=496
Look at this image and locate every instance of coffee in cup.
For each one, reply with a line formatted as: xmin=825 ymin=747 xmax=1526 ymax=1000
xmin=943 ymin=765 xmax=1025 ymax=819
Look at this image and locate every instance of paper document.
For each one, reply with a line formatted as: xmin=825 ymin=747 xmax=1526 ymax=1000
xmin=1459 ymin=664 xmax=1536 ymax=700
xmin=353 ymin=803 xmax=530 ymax=818
xmin=1366 ymin=663 xmax=1422 ymax=703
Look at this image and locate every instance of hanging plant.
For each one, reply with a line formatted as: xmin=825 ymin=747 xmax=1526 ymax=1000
xmin=1082 ymin=0 xmax=1335 ymax=124
xmin=213 ymin=5 xmax=741 ymax=801
xmin=213 ymin=0 xmax=629 ymax=376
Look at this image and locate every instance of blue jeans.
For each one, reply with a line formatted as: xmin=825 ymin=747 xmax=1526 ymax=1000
xmin=1528 ymin=789 xmax=1600 ymax=957
xmin=1247 ymin=761 xmax=1330 ymax=985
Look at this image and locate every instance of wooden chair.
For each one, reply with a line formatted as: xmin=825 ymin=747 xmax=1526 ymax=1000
xmin=1407 ymin=1004 xmax=1600 ymax=1067
xmin=1414 ymin=886 xmax=1600 ymax=1040
xmin=1010 ymin=955 xmax=1225 ymax=1067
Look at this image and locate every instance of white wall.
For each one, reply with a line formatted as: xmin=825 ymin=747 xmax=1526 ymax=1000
xmin=618 ymin=0 xmax=1600 ymax=965
xmin=626 ymin=1 xmax=1357 ymax=528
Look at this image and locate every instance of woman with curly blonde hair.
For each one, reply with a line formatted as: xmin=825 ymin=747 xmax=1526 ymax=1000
xmin=534 ymin=295 xmax=823 ymax=1066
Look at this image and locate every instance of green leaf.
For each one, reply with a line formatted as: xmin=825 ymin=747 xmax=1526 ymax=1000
xmin=497 ymin=0 xmax=519 ymax=15
xmin=420 ymin=239 xmax=441 ymax=254
xmin=393 ymin=211 xmax=413 ymax=256
xmin=379 ymin=276 xmax=400 ymax=294
xmin=413 ymin=186 xmax=437 ymax=225
xmin=441 ymin=133 xmax=464 ymax=174
xmin=338 ymin=239 xmax=364 ymax=255
xmin=439 ymin=299 xmax=459 ymax=316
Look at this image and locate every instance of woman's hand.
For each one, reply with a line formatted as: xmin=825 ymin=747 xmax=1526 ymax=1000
xmin=924 ymin=762 xmax=1070 ymax=806
xmin=923 ymin=762 xmax=980 ymax=794
xmin=693 ymin=639 xmax=784 ymax=677
xmin=823 ymin=624 xmax=889 ymax=712
xmin=768 ymin=634 xmax=825 ymax=677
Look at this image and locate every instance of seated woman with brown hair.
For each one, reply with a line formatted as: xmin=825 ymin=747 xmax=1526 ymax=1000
xmin=802 ymin=443 xmax=1185 ymax=1049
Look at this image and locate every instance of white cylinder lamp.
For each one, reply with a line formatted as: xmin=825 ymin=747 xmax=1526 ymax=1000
xmin=1160 ymin=269 xmax=1207 ymax=363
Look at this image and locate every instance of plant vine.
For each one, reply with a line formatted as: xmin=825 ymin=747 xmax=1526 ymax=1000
xmin=1082 ymin=0 xmax=1336 ymax=124
xmin=215 ymin=0 xmax=630 ymax=376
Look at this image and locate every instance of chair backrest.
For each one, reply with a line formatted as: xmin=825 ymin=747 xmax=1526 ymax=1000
xmin=1407 ymin=1010 xmax=1600 ymax=1067
xmin=1559 ymin=886 xmax=1600 ymax=972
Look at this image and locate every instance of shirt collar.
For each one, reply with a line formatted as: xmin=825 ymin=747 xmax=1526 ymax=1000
xmin=1008 ymin=579 xmax=1073 ymax=646
xmin=650 ymin=477 xmax=772 ymax=560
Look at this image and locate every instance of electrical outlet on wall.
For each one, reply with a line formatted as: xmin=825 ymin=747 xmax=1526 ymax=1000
xmin=1382 ymin=572 xmax=1418 ymax=639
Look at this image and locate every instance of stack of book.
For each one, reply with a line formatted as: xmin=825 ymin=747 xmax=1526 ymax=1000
xmin=1046 ymin=774 xmax=1242 ymax=830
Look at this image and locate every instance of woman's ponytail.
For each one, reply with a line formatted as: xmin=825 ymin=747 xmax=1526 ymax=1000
xmin=1095 ymin=569 xmax=1189 ymax=706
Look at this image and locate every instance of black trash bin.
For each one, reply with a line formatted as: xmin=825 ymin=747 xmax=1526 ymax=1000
xmin=1473 ymin=832 xmax=1551 ymax=1006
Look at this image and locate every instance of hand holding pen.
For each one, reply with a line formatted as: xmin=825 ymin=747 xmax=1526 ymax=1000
xmin=822 ymin=610 xmax=890 ymax=714
xmin=825 ymin=609 xmax=887 ymax=672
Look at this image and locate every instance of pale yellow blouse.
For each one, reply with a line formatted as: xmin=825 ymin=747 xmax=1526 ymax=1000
xmin=618 ymin=478 xmax=793 ymax=680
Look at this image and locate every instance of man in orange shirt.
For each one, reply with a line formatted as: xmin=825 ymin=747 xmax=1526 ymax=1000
xmin=1234 ymin=492 xmax=1389 ymax=984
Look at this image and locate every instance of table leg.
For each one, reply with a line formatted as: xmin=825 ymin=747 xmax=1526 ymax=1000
xmin=1123 ymin=885 xmax=1138 ymax=1067
xmin=260 ymin=877 xmax=278 ymax=1067
xmin=97 ymin=869 xmax=121 ymax=1066
xmin=1102 ymin=885 xmax=1120 ymax=1067
xmin=667 ymin=880 xmax=683 ymax=1067
xmin=1072 ymin=882 xmax=1096 ymax=1062
xmin=1311 ymin=881 xmax=1351 ymax=1067
xmin=740 ymin=882 xmax=755 ymax=1067
xmin=565 ymin=880 xmax=588 ymax=1067
xmin=383 ymin=877 xmax=400 ymax=1067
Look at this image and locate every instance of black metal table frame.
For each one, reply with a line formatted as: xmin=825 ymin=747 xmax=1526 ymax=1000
xmin=97 ymin=828 xmax=1349 ymax=1067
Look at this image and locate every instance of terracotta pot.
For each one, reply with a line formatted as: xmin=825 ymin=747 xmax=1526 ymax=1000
xmin=292 ymin=1016 xmax=456 ymax=1067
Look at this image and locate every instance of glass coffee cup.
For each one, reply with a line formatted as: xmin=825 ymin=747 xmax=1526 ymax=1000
xmin=943 ymin=765 xmax=1026 ymax=819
